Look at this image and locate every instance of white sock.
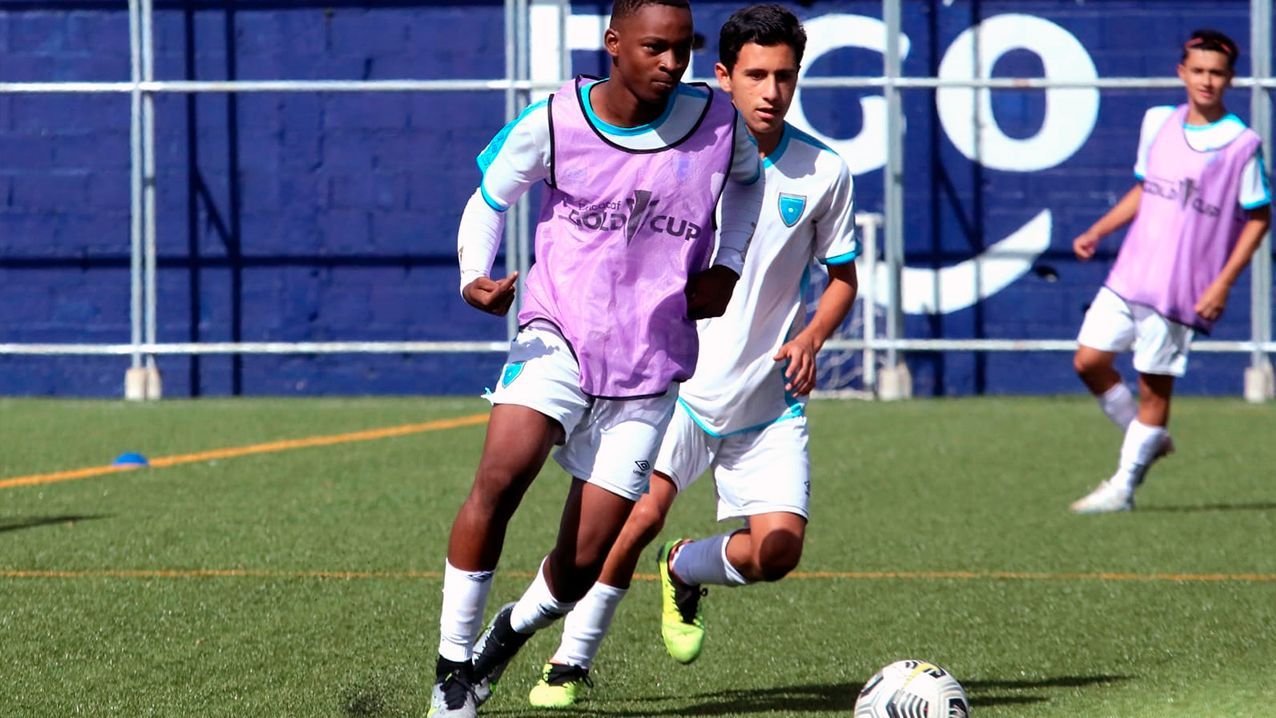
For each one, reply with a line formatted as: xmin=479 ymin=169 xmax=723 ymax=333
xmin=1098 ymin=383 xmax=1137 ymax=430
xmin=1113 ymin=420 xmax=1167 ymax=492
xmin=669 ymin=532 xmax=749 ymax=587
xmin=437 ymin=561 xmax=494 ymax=663
xmin=509 ymin=558 xmax=577 ymax=634
xmin=551 ymin=582 xmax=627 ymax=669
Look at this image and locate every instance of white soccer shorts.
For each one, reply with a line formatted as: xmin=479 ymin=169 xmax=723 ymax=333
xmin=1077 ymin=287 xmax=1194 ymax=377
xmin=486 ymin=321 xmax=678 ymax=501
xmin=654 ymin=403 xmax=811 ymax=521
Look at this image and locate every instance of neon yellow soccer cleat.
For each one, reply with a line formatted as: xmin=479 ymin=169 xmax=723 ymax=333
xmin=657 ymin=539 xmax=706 ymax=664
xmin=527 ymin=662 xmax=592 ymax=709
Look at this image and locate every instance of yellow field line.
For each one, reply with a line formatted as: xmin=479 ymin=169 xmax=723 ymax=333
xmin=3 ymin=568 xmax=1275 ymax=584
xmin=0 ymin=413 xmax=489 ymax=491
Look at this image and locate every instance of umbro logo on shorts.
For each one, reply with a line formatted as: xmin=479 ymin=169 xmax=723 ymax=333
xmin=633 ymin=460 xmax=652 ymax=476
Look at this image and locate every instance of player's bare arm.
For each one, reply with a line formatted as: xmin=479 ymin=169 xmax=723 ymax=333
xmin=1195 ymin=204 xmax=1271 ymax=321
xmin=774 ymin=262 xmax=858 ymax=395
xmin=1074 ymin=184 xmax=1143 ymax=260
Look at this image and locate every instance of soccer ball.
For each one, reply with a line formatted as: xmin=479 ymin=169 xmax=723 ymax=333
xmin=853 ymin=659 xmax=970 ymax=718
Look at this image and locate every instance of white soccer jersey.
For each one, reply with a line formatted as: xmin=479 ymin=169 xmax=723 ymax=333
xmin=677 ymin=124 xmax=859 ymax=437
xmin=1134 ymin=105 xmax=1271 ymax=209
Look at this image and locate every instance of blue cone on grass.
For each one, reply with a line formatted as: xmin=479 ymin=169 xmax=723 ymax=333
xmin=112 ymin=452 xmax=149 ymax=467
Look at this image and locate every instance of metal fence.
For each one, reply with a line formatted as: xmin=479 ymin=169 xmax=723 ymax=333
xmin=1 ymin=0 xmax=1273 ymax=400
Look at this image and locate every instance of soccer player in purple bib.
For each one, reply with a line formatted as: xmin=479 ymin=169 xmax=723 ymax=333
xmin=428 ymin=1 xmax=764 ymax=716
xmin=1070 ymin=29 xmax=1271 ymax=514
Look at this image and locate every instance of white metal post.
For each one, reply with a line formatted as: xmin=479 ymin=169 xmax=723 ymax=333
xmin=878 ymin=0 xmax=911 ymax=399
xmin=514 ymin=0 xmax=532 ymax=322
xmin=502 ymin=0 xmax=520 ymax=342
xmin=141 ymin=0 xmax=161 ymax=399
xmin=124 ymin=0 xmax=146 ymax=400
xmin=1248 ymin=0 xmax=1275 ymax=402
xmin=858 ymin=213 xmax=880 ymax=396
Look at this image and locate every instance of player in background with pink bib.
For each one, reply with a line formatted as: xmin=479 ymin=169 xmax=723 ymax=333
xmin=1070 ymin=29 xmax=1271 ymax=514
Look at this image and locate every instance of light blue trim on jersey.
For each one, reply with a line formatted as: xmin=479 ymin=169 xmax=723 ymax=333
xmin=819 ymin=245 xmax=862 ymax=265
xmin=1183 ymin=112 xmax=1244 ymax=131
xmin=764 ymin=124 xmax=835 ymax=170
xmin=480 ymin=184 xmax=509 ymax=212
xmin=788 ymin=124 xmax=836 ymax=154
xmin=1247 ymin=147 xmax=1273 ymax=208
xmin=580 ymin=81 xmax=690 ymax=136
xmin=677 ymin=396 xmax=804 ymax=440
xmin=762 ymin=128 xmax=791 ymax=170
xmin=476 ymin=98 xmax=548 ymax=175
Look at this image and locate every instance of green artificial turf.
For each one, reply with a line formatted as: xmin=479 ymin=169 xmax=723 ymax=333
xmin=1 ymin=397 xmax=1273 ymax=716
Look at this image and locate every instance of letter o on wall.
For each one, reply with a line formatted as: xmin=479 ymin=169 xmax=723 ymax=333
xmin=786 ymin=14 xmax=910 ymax=176
xmin=936 ymin=14 xmax=1099 ymax=172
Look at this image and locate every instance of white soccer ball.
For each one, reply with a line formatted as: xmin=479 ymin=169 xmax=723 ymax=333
xmin=853 ymin=659 xmax=970 ymax=718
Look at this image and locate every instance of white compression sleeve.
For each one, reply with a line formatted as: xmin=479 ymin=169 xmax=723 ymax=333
xmin=714 ymin=174 xmax=763 ymax=275
xmin=457 ymin=188 xmax=507 ymax=293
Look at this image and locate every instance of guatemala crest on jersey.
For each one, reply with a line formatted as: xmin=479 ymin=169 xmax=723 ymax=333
xmin=778 ymin=193 xmax=806 ymax=228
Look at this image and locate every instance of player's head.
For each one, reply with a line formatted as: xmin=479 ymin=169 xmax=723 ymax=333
xmin=1178 ymin=29 xmax=1237 ymax=110
xmin=714 ymin=4 xmax=806 ymax=138
xmin=605 ymin=0 xmax=694 ymax=104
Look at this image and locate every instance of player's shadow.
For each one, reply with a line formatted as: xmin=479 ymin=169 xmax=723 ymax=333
xmin=1137 ymin=501 xmax=1276 ymax=514
xmin=491 ymin=674 xmax=1129 ymax=715
xmin=0 ymin=515 xmax=109 ymax=534
xmin=963 ymin=674 xmax=1128 ymax=707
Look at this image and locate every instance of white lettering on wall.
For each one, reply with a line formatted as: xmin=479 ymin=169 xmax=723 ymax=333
xmin=786 ymin=14 xmax=909 ymax=176
xmin=936 ymin=13 xmax=1099 ymax=171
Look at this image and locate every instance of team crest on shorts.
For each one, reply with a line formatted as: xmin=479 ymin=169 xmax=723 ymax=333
xmin=500 ymin=361 xmax=525 ymax=387
xmin=778 ymin=193 xmax=806 ymax=228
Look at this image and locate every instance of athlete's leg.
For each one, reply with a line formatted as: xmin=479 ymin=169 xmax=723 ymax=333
xmin=530 ymin=411 xmax=709 ymax=707
xmin=432 ymin=405 xmax=564 ymax=717
xmin=474 ymin=391 xmax=677 ymax=687
xmin=544 ymin=478 xmax=639 ymax=602
xmin=599 ymin=473 xmax=680 ymax=587
xmin=449 ymin=405 xmax=564 ymax=571
xmin=1074 ymin=345 xmax=1121 ymax=395
xmin=724 ymin=511 xmax=807 ymax=583
xmin=1071 ymin=388 xmax=1173 ymax=514
xmin=1136 ymin=372 xmax=1173 ymax=428
xmin=1075 ymin=289 xmax=1139 ymax=429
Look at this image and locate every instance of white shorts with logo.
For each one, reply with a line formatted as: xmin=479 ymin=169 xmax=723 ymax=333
xmin=1077 ymin=287 xmax=1194 ymax=377
xmin=655 ymin=402 xmax=811 ymax=521
xmin=485 ymin=321 xmax=678 ymax=501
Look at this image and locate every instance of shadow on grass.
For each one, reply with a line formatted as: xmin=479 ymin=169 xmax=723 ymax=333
xmin=1137 ymin=502 xmax=1276 ymax=514
xmin=485 ymin=674 xmax=1128 ymax=716
xmin=0 ymin=515 xmax=110 ymax=534
xmin=965 ymin=674 xmax=1128 ymax=708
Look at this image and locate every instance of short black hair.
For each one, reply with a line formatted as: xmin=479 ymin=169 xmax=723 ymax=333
xmin=611 ymin=0 xmax=691 ymax=24
xmin=1181 ymin=28 xmax=1239 ymax=70
xmin=718 ymin=4 xmax=807 ymax=71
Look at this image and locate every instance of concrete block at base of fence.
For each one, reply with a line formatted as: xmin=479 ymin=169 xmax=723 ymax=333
xmin=124 ymin=366 xmax=163 ymax=401
xmin=1244 ymin=363 xmax=1275 ymax=404
xmin=876 ymin=362 xmax=913 ymax=401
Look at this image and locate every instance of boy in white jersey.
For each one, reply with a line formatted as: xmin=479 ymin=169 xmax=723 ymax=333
xmin=1069 ymin=29 xmax=1271 ymax=514
xmin=428 ymin=1 xmax=764 ymax=716
xmin=525 ymin=5 xmax=858 ymax=707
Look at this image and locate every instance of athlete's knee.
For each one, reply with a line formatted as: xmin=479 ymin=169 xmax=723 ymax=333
xmin=469 ymin=465 xmax=531 ymax=519
xmin=625 ymin=497 xmax=669 ymax=546
xmin=754 ymin=531 xmax=804 ymax=582
xmin=1073 ymin=350 xmax=1100 ymax=378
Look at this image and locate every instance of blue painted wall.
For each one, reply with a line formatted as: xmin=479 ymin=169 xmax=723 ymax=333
xmin=0 ymin=1 xmax=1269 ymax=396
